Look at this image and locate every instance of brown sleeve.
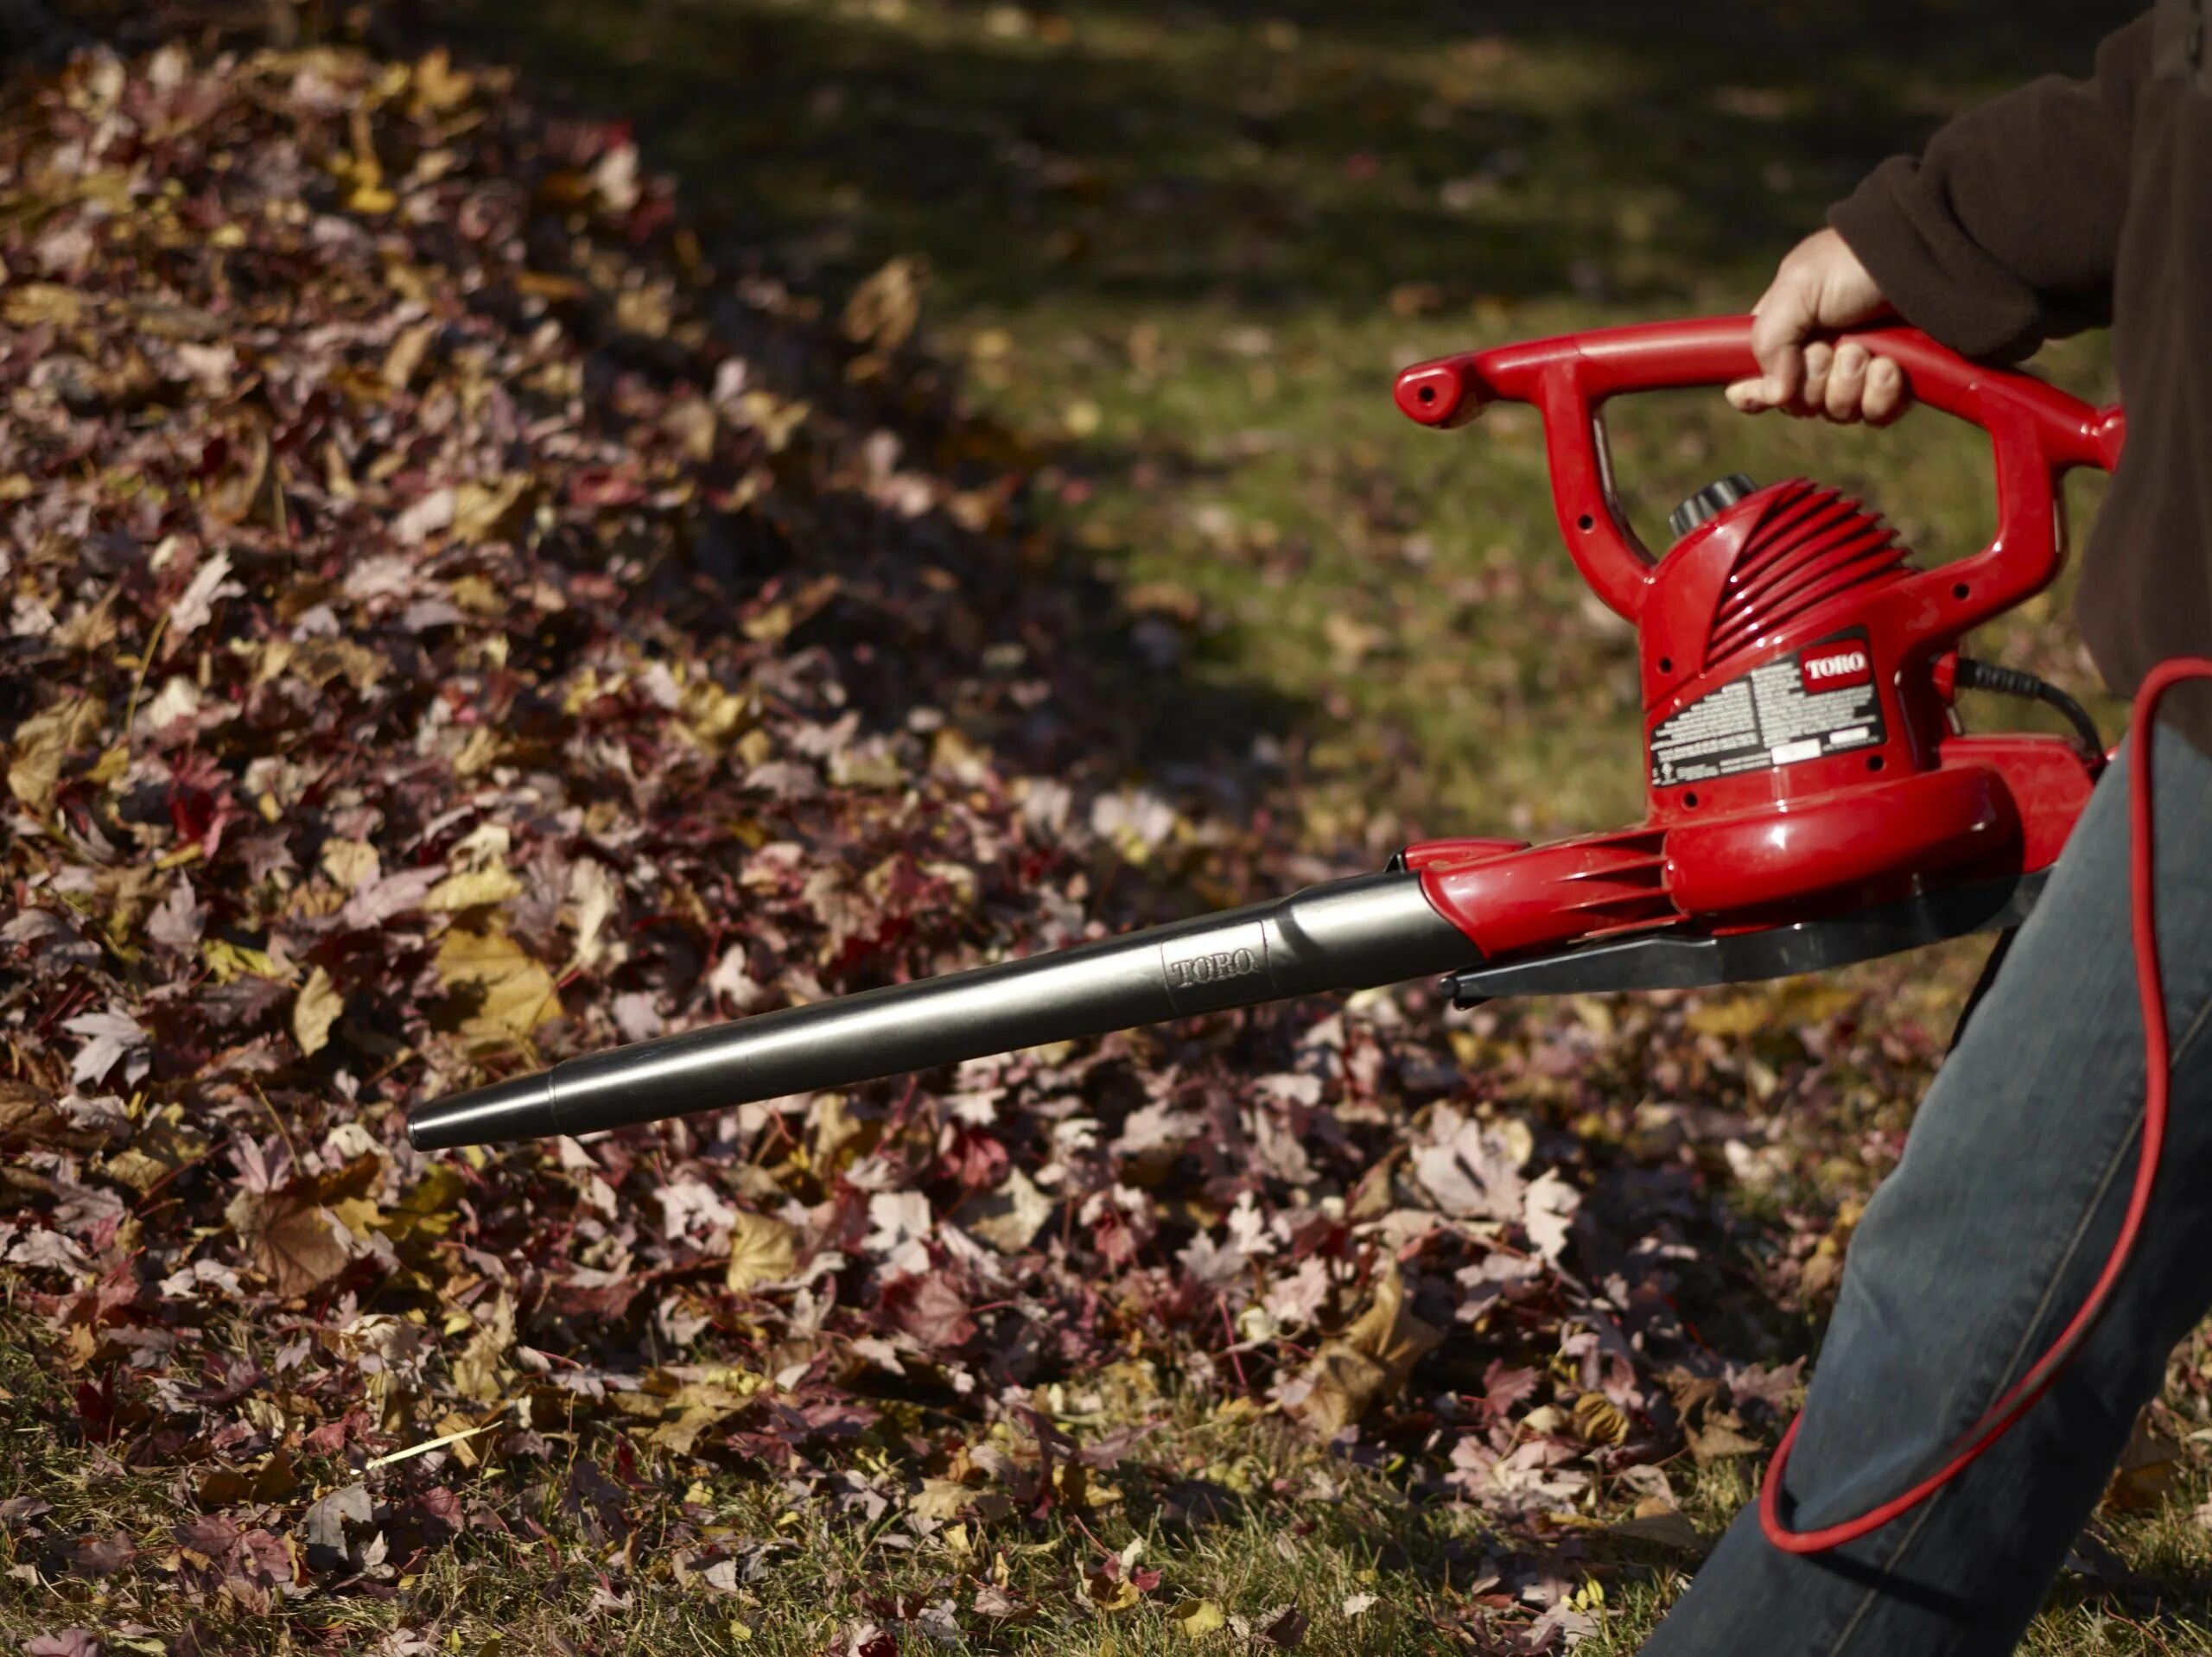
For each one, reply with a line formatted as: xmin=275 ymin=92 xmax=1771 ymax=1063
xmin=1827 ymin=12 xmax=2156 ymax=361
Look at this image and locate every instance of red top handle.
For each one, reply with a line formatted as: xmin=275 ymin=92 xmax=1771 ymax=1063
xmin=1395 ymin=314 xmax=2126 ymax=623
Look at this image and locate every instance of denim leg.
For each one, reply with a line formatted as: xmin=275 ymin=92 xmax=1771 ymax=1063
xmin=1640 ymin=724 xmax=2212 ymax=1657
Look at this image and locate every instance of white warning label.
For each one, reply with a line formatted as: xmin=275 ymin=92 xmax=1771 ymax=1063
xmin=1649 ymin=630 xmax=1885 ymax=787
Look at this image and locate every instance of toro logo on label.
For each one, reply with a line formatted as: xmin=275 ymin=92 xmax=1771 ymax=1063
xmin=1800 ymin=641 xmax=1872 ymax=693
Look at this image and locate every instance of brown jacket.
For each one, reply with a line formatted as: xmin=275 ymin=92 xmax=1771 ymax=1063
xmin=1829 ymin=3 xmax=2212 ymax=751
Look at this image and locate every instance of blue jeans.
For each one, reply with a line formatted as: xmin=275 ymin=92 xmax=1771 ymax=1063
xmin=1642 ymin=724 xmax=2212 ymax=1656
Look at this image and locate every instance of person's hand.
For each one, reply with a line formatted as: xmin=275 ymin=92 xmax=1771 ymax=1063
xmin=1726 ymin=228 xmax=1910 ymax=424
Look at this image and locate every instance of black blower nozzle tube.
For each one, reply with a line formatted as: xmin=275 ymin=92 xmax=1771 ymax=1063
xmin=407 ymin=870 xmax=1478 ymax=1150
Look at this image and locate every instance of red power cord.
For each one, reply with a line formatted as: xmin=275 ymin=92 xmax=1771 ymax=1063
xmin=1759 ymin=657 xmax=2212 ymax=1555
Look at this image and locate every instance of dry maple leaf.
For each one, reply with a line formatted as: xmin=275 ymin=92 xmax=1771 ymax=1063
xmin=435 ymin=928 xmax=563 ymax=1045
xmin=841 ymin=255 xmax=926 ymax=352
xmin=226 ymin=1185 xmax=353 ymax=1298
xmin=1289 ymin=1265 xmax=1442 ymax=1435
xmin=293 ymin=966 xmax=344 ymax=1058
xmin=725 ymin=1210 xmax=798 ymax=1292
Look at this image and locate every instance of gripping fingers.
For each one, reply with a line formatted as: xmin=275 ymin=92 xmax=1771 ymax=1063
xmin=1797 ymin=340 xmax=1834 ymax=419
xmin=1862 ymin=354 xmax=1909 ymax=425
xmin=1824 ymin=341 xmax=1870 ymax=421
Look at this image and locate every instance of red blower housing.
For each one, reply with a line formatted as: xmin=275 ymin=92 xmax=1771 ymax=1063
xmin=1390 ymin=316 xmax=2124 ymax=982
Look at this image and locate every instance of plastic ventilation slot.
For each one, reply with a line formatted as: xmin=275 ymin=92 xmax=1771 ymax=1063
xmin=1559 ymin=835 xmax=1674 ymax=927
xmin=1706 ymin=482 xmax=1906 ymax=667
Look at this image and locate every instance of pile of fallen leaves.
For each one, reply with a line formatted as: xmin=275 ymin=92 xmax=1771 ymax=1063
xmin=0 ymin=32 xmax=1950 ymax=1654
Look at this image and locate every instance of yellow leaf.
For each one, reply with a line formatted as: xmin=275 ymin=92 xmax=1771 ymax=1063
xmin=734 ymin=390 xmax=809 ymax=453
xmin=435 ymin=930 xmax=562 ymax=1044
xmin=86 ymin=743 xmax=129 ymax=788
xmin=6 ymin=697 xmax=105 ymax=814
xmin=454 ymin=1292 xmax=515 ymax=1404
xmin=1322 ymin=612 xmax=1389 ymax=670
xmin=1086 ymin=1568 xmax=1141 ymax=1612
xmin=294 ymin=966 xmax=344 ymax=1057
xmin=742 ymin=603 xmax=793 ymax=644
xmin=1686 ymin=995 xmax=1769 ymax=1038
xmin=449 ymin=575 xmax=505 ymax=615
xmin=910 ymin=1478 xmax=975 ymax=1522
xmin=452 ymin=474 xmax=532 ymax=544
xmin=411 ymin=46 xmax=476 ymax=113
xmin=726 ymin=1209 xmax=798 ymax=1292
xmin=1172 ymin=1600 xmax=1226 ymax=1638
xmin=202 ymin=938 xmax=287 ymax=983
xmin=425 ymin=865 xmax=524 ymax=911
xmin=841 ymin=255 xmax=925 ymax=352
xmin=102 ymin=1102 xmax=209 ymax=1193
xmin=321 ymin=839 xmax=381 ymax=891
xmin=381 ymin=320 xmax=437 ymax=390
xmin=1572 ymin=1391 xmax=1630 ymax=1446
xmin=3 ymin=283 xmax=87 ymax=327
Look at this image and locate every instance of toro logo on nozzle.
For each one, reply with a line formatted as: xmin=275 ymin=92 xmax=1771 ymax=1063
xmin=1801 ymin=639 xmax=1873 ymax=693
xmin=1159 ymin=923 xmax=1272 ymax=1014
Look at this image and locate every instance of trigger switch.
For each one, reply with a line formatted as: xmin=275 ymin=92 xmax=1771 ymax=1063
xmin=1668 ymin=473 xmax=1758 ymax=543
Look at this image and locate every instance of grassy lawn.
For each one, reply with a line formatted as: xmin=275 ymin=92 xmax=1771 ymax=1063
xmin=10 ymin=1 xmax=2204 ymax=1651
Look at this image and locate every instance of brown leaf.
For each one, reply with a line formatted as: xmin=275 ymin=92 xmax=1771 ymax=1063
xmin=2104 ymin=1409 xmax=2181 ymax=1514
xmin=0 ymin=1080 xmax=107 ymax=1152
xmin=910 ymin=1478 xmax=976 ymax=1522
xmin=1290 ymin=1267 xmax=1440 ymax=1434
xmin=1605 ymin=1507 xmax=1702 ymax=1552
xmin=1339 ymin=1265 xmax=1442 ymax=1385
xmin=1687 ymin=1418 xmax=1763 ymax=1463
xmin=226 ymin=1185 xmax=353 ymax=1297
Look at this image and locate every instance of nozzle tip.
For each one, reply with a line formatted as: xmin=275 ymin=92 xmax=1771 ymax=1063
xmin=408 ymin=1072 xmax=556 ymax=1151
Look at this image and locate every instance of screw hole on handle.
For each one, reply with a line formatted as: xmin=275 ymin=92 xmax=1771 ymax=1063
xmin=1867 ymin=753 xmax=1885 ymax=771
xmin=1658 ymin=656 xmax=1673 ymax=674
xmin=1953 ymin=581 xmax=1971 ymax=600
xmin=1682 ymin=790 xmax=1700 ymax=809
xmin=1577 ymin=513 xmax=1596 ymax=531
xmin=1418 ymin=384 xmax=1436 ymax=403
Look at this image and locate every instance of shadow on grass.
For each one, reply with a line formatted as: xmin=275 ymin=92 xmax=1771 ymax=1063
xmin=429 ymin=0 xmax=2110 ymax=315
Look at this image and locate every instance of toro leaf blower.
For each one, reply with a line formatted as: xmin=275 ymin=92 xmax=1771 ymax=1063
xmin=412 ymin=314 xmax=2212 ymax=1552
xmin=410 ymin=315 xmax=2122 ymax=1153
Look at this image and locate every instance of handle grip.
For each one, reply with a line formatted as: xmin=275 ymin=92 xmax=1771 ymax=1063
xmin=1395 ymin=315 xmax=2126 ymax=624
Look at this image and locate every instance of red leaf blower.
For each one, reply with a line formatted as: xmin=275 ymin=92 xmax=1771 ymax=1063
xmin=410 ymin=314 xmax=2206 ymax=1552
